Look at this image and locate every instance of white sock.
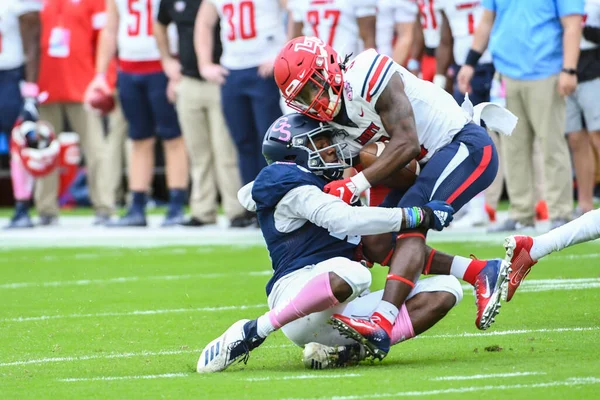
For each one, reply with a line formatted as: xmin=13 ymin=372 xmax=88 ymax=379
xmin=449 ymin=255 xmax=472 ymax=280
xmin=530 ymin=209 xmax=600 ymax=260
xmin=374 ymin=300 xmax=399 ymax=325
xmin=256 ymin=313 xmax=275 ymax=339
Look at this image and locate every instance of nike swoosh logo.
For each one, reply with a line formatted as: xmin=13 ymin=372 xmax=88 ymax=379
xmin=481 ymin=276 xmax=491 ymax=299
xmin=359 ymin=108 xmax=364 ymax=117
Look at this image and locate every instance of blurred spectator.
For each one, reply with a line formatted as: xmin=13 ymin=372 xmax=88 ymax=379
xmin=376 ymin=0 xmax=418 ymax=65
xmin=1 ymin=1 xmax=41 ymax=228
xmin=566 ymin=0 xmax=600 ymax=217
xmin=37 ymin=0 xmax=113 ymax=226
xmin=86 ymin=0 xmax=189 ymax=227
xmin=408 ymin=0 xmax=443 ymax=82
xmin=458 ymin=0 xmax=584 ymax=231
xmin=155 ymin=0 xmax=254 ymax=227
xmin=195 ymin=0 xmax=284 ymax=187
xmin=287 ymin=0 xmax=376 ymax=57
xmin=106 ymin=91 xmax=129 ymax=207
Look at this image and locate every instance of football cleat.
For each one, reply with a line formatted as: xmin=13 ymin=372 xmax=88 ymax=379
xmin=329 ymin=315 xmax=390 ymax=360
xmin=302 ymin=342 xmax=368 ymax=370
xmin=196 ymin=319 xmax=265 ymax=373
xmin=503 ymin=235 xmax=537 ymax=302
xmin=474 ymin=259 xmax=511 ymax=330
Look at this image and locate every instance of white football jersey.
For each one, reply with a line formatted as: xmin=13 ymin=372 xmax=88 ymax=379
xmin=436 ymin=0 xmax=492 ymax=65
xmin=330 ymin=49 xmax=469 ymax=163
xmin=289 ymin=0 xmax=377 ymax=58
xmin=376 ymin=0 xmax=418 ymax=57
xmin=210 ymin=0 xmax=285 ymax=69
xmin=0 ymin=0 xmax=42 ymax=70
xmin=115 ymin=0 xmax=161 ymax=61
xmin=417 ymin=0 xmax=442 ymax=49
xmin=582 ymin=0 xmax=600 ymax=50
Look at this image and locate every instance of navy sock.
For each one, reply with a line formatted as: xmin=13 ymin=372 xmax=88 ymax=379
xmin=131 ymin=191 xmax=147 ymax=214
xmin=167 ymin=188 xmax=186 ymax=216
xmin=14 ymin=200 xmax=30 ymax=217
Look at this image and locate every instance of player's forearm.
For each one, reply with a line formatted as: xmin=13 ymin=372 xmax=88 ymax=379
xmin=288 ymin=20 xmax=303 ymax=40
xmin=358 ymin=16 xmax=377 ymax=50
xmin=95 ymin=29 xmax=118 ymax=74
xmin=471 ymin=10 xmax=494 ymax=53
xmin=19 ymin=12 xmax=40 ymax=83
xmin=435 ymin=38 xmax=452 ymax=75
xmin=562 ymin=15 xmax=583 ymax=70
xmin=392 ymin=23 xmax=413 ymax=66
xmin=410 ymin=17 xmax=425 ymax=61
xmin=194 ymin=3 xmax=217 ymax=68
xmin=153 ymin=22 xmax=173 ymax=62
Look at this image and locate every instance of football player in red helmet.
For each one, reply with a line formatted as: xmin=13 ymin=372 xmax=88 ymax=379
xmin=273 ymin=36 xmax=518 ymax=359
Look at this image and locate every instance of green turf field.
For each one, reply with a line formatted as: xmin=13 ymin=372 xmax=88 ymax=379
xmin=1 ymin=242 xmax=599 ymax=399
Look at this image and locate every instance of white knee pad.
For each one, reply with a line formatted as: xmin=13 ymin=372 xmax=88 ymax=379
xmin=328 ymin=257 xmax=372 ymax=301
xmin=413 ymin=275 xmax=464 ymax=306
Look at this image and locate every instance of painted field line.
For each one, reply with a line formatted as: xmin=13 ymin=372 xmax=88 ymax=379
xmin=0 ymin=270 xmax=272 ymax=290
xmin=2 ymin=326 xmax=597 ymax=368
xmin=59 ymin=373 xmax=188 ymax=382
xmin=0 ymin=349 xmax=199 ymax=367
xmin=416 ymin=326 xmax=599 ymax=340
xmin=430 ymin=372 xmax=545 ymax=381
xmin=247 ymin=373 xmax=361 ymax=382
xmin=283 ymin=377 xmax=600 ymax=400
xmin=1 ymin=304 xmax=267 ymax=323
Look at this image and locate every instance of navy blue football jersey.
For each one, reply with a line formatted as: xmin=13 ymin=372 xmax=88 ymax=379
xmin=252 ymin=163 xmax=359 ymax=295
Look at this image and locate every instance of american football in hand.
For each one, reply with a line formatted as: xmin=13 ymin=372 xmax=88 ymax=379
xmin=88 ymin=89 xmax=115 ymax=115
xmin=359 ymin=141 xmax=420 ymax=190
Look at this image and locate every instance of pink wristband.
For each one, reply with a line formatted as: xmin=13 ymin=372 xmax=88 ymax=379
xmin=21 ymin=82 xmax=39 ymax=98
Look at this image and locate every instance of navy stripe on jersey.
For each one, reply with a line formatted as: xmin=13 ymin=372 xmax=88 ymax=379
xmin=361 ymin=54 xmax=381 ymax=98
xmin=371 ymin=60 xmax=394 ymax=100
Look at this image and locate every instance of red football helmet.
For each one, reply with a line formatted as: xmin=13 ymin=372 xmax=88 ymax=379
xmin=274 ymin=36 xmax=344 ymax=122
xmin=10 ymin=119 xmax=60 ymax=177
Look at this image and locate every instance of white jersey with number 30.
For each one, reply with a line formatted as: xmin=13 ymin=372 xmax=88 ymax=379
xmin=289 ymin=0 xmax=377 ymax=58
xmin=115 ymin=0 xmax=161 ymax=61
xmin=0 ymin=0 xmax=42 ymax=70
xmin=330 ymin=49 xmax=470 ymax=162
xmin=210 ymin=0 xmax=285 ymax=70
xmin=436 ymin=0 xmax=492 ymax=65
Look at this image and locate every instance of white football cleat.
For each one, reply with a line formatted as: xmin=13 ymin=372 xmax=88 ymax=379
xmin=197 ymin=319 xmax=264 ymax=373
xmin=302 ymin=342 xmax=367 ymax=370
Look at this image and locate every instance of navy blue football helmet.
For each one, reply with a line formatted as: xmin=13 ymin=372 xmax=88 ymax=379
xmin=263 ymin=113 xmax=349 ymax=180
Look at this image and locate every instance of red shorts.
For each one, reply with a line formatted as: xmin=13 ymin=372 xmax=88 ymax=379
xmin=421 ymin=54 xmax=436 ymax=82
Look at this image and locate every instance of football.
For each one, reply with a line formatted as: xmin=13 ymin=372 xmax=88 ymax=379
xmin=88 ymin=89 xmax=115 ymax=115
xmin=359 ymin=141 xmax=420 ymax=190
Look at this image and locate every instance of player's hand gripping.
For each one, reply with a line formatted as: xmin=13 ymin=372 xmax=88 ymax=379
xmin=323 ymin=172 xmax=371 ymax=204
xmin=421 ymin=200 xmax=455 ymax=231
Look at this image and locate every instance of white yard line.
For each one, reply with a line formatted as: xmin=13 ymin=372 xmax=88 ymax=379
xmin=59 ymin=373 xmax=188 ymax=382
xmin=0 ymin=270 xmax=272 ymax=290
xmin=246 ymin=373 xmax=361 ymax=382
xmin=430 ymin=372 xmax=545 ymax=381
xmin=283 ymin=377 xmax=600 ymax=400
xmin=460 ymin=278 xmax=600 ymax=293
xmin=1 ymin=304 xmax=267 ymax=323
xmin=2 ymin=326 xmax=597 ymax=368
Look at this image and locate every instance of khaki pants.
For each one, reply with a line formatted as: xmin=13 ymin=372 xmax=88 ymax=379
xmin=175 ymin=76 xmax=244 ymax=221
xmin=106 ymin=94 xmax=129 ymax=204
xmin=485 ymin=130 xmax=546 ymax=210
xmin=35 ymin=103 xmax=113 ymax=216
xmin=503 ymin=74 xmax=572 ymax=222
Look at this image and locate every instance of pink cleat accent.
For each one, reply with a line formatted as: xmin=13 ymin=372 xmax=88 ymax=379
xmin=503 ymin=235 xmax=537 ymax=302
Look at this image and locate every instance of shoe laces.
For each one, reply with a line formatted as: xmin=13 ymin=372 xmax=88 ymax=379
xmin=227 ymin=340 xmax=251 ymax=366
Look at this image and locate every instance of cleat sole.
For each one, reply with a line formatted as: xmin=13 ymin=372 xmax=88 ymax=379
xmin=329 ymin=318 xmax=386 ymax=361
xmin=477 ymin=260 xmax=511 ymax=330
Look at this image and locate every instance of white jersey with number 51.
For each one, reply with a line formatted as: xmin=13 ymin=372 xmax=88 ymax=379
xmin=210 ymin=0 xmax=286 ymax=69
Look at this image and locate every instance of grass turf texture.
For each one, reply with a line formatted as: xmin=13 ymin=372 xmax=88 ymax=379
xmin=1 ymin=242 xmax=599 ymax=399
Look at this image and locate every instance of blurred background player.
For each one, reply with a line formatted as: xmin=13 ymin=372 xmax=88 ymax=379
xmin=195 ymin=0 xmax=285 ymax=196
xmin=1 ymin=0 xmax=41 ymax=228
xmin=36 ymin=0 xmax=114 ymax=226
xmin=408 ymin=0 xmax=442 ymax=83
xmin=458 ymin=0 xmax=583 ymax=232
xmin=86 ymin=0 xmax=189 ymax=227
xmin=376 ymin=0 xmax=418 ymax=65
xmin=287 ymin=0 xmax=377 ymax=57
xmin=565 ymin=0 xmax=600 ymax=218
xmin=155 ymin=0 xmax=254 ymax=228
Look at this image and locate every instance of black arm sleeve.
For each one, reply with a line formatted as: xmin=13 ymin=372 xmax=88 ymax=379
xmin=583 ymin=26 xmax=600 ymax=44
xmin=157 ymin=0 xmax=172 ymax=25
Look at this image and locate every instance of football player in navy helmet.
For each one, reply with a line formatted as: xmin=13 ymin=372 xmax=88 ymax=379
xmin=196 ymin=113 xmax=461 ymax=372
